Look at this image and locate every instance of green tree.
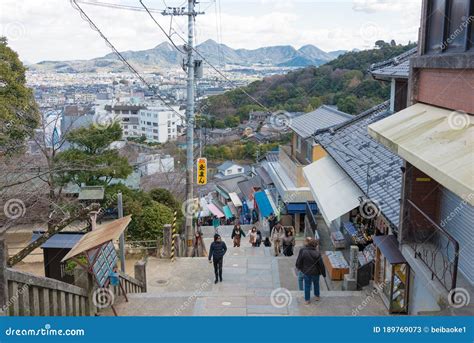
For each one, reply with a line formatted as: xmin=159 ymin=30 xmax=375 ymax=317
xmin=56 ymin=122 xmax=133 ymax=186
xmin=0 ymin=37 xmax=40 ymax=155
xmin=337 ymin=95 xmax=359 ymax=114
xmin=127 ymin=201 xmax=174 ymax=245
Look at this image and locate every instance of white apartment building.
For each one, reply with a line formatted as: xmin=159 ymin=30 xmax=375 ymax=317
xmin=138 ymin=106 xmax=178 ymax=143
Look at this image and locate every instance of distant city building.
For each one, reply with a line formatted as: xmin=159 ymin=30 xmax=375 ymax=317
xmin=104 ymin=104 xmax=178 ymax=143
xmin=104 ymin=104 xmax=145 ymax=140
xmin=138 ymin=106 xmax=178 ymax=143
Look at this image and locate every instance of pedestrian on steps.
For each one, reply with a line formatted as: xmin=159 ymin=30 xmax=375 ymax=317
xmin=270 ymin=222 xmax=285 ymax=256
xmin=231 ymin=222 xmax=246 ymax=247
xmin=212 ymin=215 xmax=220 ymax=234
xmin=208 ymin=234 xmax=227 ymax=284
xmin=255 ymin=229 xmax=263 ymax=247
xmin=282 ymin=229 xmax=295 ymax=256
xmin=247 ymin=226 xmax=258 ymax=246
xmin=295 ymin=237 xmax=326 ymax=305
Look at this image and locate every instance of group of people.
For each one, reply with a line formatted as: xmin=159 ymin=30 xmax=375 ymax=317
xmin=230 ymin=224 xmax=263 ymax=247
xmin=208 ymin=233 xmax=326 ymax=305
xmin=269 ymin=221 xmax=295 ymax=257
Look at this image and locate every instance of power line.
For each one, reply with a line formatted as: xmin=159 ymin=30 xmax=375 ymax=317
xmin=139 ymin=0 xmax=186 ymax=54
xmin=75 ymin=0 xmax=163 ymax=13
xmin=70 ymin=0 xmax=186 ymax=122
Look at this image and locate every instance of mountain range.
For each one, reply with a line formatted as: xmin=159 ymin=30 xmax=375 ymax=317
xmin=31 ymin=39 xmax=347 ymax=73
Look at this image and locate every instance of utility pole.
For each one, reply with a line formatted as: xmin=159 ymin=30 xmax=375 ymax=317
xmin=162 ymin=1 xmax=203 ymax=257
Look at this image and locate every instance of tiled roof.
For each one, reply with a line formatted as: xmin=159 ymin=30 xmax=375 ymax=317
xmin=255 ymin=166 xmax=273 ymax=185
xmin=238 ymin=176 xmax=263 ymax=200
xmin=314 ymin=101 xmax=403 ymax=228
xmin=216 ymin=175 xmax=248 ymax=195
xmin=369 ymin=47 xmax=417 ymax=79
xmin=289 ymin=105 xmax=353 ymax=139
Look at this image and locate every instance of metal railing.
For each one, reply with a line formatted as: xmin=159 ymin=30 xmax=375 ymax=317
xmin=403 ymin=199 xmax=459 ymax=291
xmin=305 ymin=202 xmax=318 ymax=237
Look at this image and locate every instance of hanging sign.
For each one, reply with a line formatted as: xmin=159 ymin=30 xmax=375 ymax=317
xmin=197 ymin=158 xmax=207 ymax=185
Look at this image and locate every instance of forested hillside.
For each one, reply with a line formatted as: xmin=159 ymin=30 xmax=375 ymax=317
xmin=201 ymin=41 xmax=416 ymax=121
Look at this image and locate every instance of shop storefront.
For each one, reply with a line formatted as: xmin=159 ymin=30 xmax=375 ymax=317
xmin=373 ymin=235 xmax=409 ymax=314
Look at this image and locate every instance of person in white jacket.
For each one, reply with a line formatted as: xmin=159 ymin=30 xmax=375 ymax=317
xmin=270 ymin=222 xmax=285 ymax=256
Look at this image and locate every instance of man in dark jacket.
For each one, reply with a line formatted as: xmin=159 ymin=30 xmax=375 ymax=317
xmin=295 ymin=237 xmax=326 ymax=304
xmin=208 ymin=234 xmax=227 ymax=283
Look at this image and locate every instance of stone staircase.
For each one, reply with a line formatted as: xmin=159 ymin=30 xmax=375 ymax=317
xmin=102 ymin=225 xmax=387 ymax=316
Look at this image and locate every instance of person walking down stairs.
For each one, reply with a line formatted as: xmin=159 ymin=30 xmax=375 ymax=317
xmin=231 ymin=223 xmax=246 ymax=247
xmin=208 ymin=234 xmax=227 ymax=284
xmin=295 ymin=238 xmax=326 ymax=305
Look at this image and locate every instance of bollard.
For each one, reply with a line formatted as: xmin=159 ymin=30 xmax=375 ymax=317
xmin=171 ymin=211 xmax=177 ymax=262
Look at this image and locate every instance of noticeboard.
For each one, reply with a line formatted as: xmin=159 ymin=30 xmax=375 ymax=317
xmin=88 ymin=241 xmax=118 ymax=287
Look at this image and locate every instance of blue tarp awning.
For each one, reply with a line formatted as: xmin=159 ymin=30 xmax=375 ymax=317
xmin=254 ymin=191 xmax=274 ymax=218
xmin=286 ymin=202 xmax=318 ymax=214
xmin=223 ymin=205 xmax=234 ymax=219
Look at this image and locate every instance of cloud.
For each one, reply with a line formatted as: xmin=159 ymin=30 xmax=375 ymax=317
xmin=0 ymin=0 xmax=421 ymax=63
xmin=352 ymin=0 xmax=419 ymax=13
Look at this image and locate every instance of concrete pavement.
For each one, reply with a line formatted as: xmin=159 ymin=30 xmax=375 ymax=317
xmin=105 ymin=225 xmax=387 ymax=316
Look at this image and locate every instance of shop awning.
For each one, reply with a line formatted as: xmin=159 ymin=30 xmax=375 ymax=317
xmin=216 ymin=187 xmax=230 ymax=200
xmin=228 ymin=192 xmax=243 ymax=207
xmin=223 ymin=205 xmax=234 ymax=219
xmin=373 ymin=235 xmax=406 ymax=264
xmin=254 ymin=191 xmax=274 ymax=218
xmin=227 ymin=202 xmax=238 ymax=217
xmin=207 ymin=203 xmax=225 ymax=218
xmin=368 ymin=103 xmax=474 ymax=206
xmin=303 ymin=156 xmax=364 ymax=225
xmin=198 ymin=198 xmax=211 ymax=218
xmin=286 ymin=202 xmax=318 ymax=214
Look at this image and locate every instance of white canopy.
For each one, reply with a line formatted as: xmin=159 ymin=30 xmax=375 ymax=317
xmin=228 ymin=192 xmax=243 ymax=207
xmin=303 ymin=156 xmax=364 ymax=225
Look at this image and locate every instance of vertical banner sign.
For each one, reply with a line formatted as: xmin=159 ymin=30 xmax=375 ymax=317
xmin=197 ymin=158 xmax=207 ymax=185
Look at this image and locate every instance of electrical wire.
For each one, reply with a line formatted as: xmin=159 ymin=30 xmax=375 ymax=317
xmin=70 ymin=0 xmax=186 ymax=122
xmin=75 ymin=0 xmax=162 ymax=13
xmin=139 ymin=0 xmax=186 ymax=54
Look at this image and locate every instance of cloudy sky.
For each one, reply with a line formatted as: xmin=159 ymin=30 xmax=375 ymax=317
xmin=0 ymin=0 xmax=421 ymax=63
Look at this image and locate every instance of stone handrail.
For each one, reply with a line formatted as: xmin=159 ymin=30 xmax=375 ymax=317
xmin=4 ymin=268 xmax=89 ymax=316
